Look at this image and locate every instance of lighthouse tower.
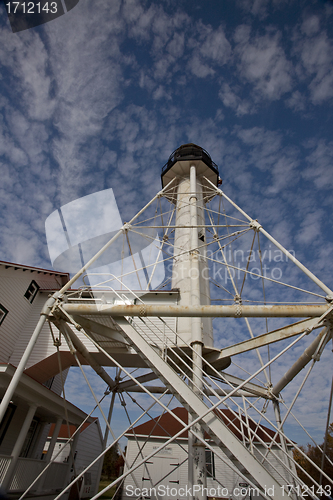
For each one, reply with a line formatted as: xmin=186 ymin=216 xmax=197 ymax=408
xmin=162 ymin=144 xmax=222 ymax=497
xmin=1 ymin=143 xmax=331 ymax=500
xmin=161 ymin=144 xmax=219 ymax=348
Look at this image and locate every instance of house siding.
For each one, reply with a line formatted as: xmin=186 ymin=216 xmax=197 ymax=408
xmin=122 ymin=437 xmax=188 ymax=500
xmin=74 ymin=421 xmax=103 ymax=498
xmin=8 ymin=292 xmax=57 ymax=369
xmin=45 ymin=421 xmax=103 ymax=498
xmin=122 ymin=436 xmax=295 ymax=500
xmin=0 ymin=268 xmax=44 ymax=364
xmin=49 ymin=369 xmax=69 ymax=395
xmin=0 ymin=265 xmax=67 ymax=368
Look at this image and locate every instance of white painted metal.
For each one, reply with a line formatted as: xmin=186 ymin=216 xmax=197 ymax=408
xmin=272 ymin=327 xmax=331 ymax=396
xmin=61 ymin=302 xmax=331 ymax=317
xmin=3 ymin=145 xmax=333 ymax=500
xmin=203 ymin=177 xmax=333 ymax=298
xmin=189 ymin=165 xmax=206 ymax=500
xmin=49 ymin=315 xmax=331 ymax=500
xmin=57 ymin=177 xmax=177 ymax=295
xmin=0 ymin=306 xmax=49 ymax=423
xmin=171 ymin=167 xmax=212 ymax=346
xmin=213 ymin=318 xmax=323 ymax=360
xmin=115 ymin=384 xmax=265 ymax=398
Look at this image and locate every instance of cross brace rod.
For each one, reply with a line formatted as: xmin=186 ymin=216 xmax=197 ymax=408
xmin=120 ymin=384 xmax=270 ymax=399
xmin=206 ymin=318 xmax=323 ymax=362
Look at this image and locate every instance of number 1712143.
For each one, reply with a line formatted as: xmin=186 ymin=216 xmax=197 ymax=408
xmin=5 ymin=2 xmax=58 ymax=14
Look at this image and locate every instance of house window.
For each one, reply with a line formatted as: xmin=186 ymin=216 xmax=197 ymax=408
xmin=0 ymin=304 xmax=8 ymax=326
xmin=0 ymin=402 xmax=16 ymax=446
xmin=24 ymin=280 xmax=40 ymax=303
xmin=205 ymin=449 xmax=215 ymax=478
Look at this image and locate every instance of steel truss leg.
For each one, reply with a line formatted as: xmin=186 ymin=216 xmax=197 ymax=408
xmin=116 ymin=318 xmax=286 ymax=500
xmin=189 ymin=165 xmax=206 ymax=500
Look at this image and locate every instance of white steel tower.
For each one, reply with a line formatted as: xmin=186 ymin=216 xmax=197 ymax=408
xmin=1 ymin=144 xmax=332 ymax=500
xmin=161 ymin=145 xmax=231 ymax=497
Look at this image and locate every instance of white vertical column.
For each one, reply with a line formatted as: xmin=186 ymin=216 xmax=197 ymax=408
xmin=189 ymin=165 xmax=207 ymax=500
xmin=172 ymin=176 xmax=192 ymax=344
xmin=171 ymin=166 xmax=208 ymax=499
xmin=93 ymin=390 xmax=117 ymax=496
xmin=190 ymin=165 xmax=202 ymax=345
xmin=197 ymin=189 xmax=213 ymax=347
xmin=0 ymin=314 xmax=48 ymax=423
xmin=172 ymin=173 xmax=213 ymax=347
xmin=44 ymin=418 xmax=63 ymax=463
xmin=30 ymin=421 xmax=48 ymax=459
xmin=188 ymin=413 xmax=194 ymax=499
xmin=37 ymin=417 xmax=63 ymax=492
xmin=2 ymin=404 xmax=37 ymax=491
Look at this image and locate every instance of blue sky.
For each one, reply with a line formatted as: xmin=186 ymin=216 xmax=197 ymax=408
xmin=0 ymin=0 xmax=332 ymax=274
xmin=1 ymin=0 xmax=333 ymax=448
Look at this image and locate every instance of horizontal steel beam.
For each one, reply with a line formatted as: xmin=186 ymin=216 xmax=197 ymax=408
xmin=56 ymin=319 xmax=116 ymax=389
xmin=208 ymin=318 xmax=322 ymax=361
xmin=71 ymin=314 xmax=127 ymax=344
xmin=119 ymin=384 xmax=269 ymax=398
xmin=217 ymin=373 xmax=269 ymax=398
xmin=62 ymin=303 xmax=330 ymax=318
xmin=116 ymin=372 xmax=158 ymax=391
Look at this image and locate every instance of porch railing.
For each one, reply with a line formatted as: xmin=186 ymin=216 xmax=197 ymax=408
xmin=43 ymin=461 xmax=69 ymax=491
xmin=0 ymin=455 xmax=69 ymax=492
xmin=0 ymin=455 xmax=11 ymax=483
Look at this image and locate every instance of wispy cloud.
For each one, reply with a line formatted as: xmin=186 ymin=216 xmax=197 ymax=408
xmin=293 ymin=15 xmax=333 ymax=104
xmin=234 ymin=26 xmax=293 ymax=100
xmin=0 ymin=0 xmax=332 ymax=449
xmin=303 ymin=138 xmax=333 ymax=189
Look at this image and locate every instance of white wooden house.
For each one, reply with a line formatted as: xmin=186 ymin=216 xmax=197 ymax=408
xmin=0 ymin=258 xmax=182 ymax=499
xmin=0 ymin=261 xmax=103 ymax=499
xmin=122 ymin=407 xmax=296 ymax=500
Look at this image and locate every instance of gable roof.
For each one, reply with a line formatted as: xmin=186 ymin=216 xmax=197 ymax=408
xmin=0 ymin=260 xmax=69 ymax=277
xmin=126 ymin=407 xmax=282 ymax=444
